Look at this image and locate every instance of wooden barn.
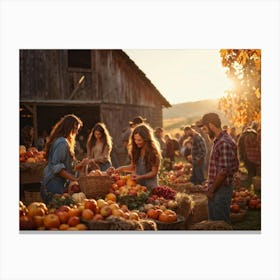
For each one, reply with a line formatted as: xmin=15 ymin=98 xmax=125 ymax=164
xmin=20 ymin=49 xmax=171 ymax=166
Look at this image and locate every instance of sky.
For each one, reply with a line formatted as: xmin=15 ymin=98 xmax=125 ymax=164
xmin=124 ymin=49 xmax=233 ymax=105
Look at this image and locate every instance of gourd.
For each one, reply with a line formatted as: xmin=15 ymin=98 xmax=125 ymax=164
xmin=72 ymin=192 xmax=86 ymax=203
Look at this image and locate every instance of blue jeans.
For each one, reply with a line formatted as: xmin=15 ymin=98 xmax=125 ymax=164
xmin=208 ymin=185 xmax=233 ymax=224
xmin=190 ymin=162 xmax=205 ymax=185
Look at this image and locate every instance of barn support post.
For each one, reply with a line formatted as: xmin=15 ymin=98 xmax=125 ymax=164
xmin=22 ymin=103 xmax=38 ymax=147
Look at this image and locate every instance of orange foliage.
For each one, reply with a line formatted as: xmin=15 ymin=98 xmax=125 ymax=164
xmin=219 ymin=49 xmax=261 ymax=128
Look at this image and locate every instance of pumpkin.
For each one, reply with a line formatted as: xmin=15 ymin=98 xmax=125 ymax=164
xmin=72 ymin=192 xmax=86 ymax=203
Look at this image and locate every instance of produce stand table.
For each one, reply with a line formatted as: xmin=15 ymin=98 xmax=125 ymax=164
xmin=20 ymin=162 xmax=46 ymax=203
xmin=20 ymin=162 xmax=46 ymax=185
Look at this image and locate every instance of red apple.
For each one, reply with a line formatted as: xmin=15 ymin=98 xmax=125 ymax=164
xmin=58 ymin=205 xmax=71 ymax=212
xmin=249 ymin=199 xmax=258 ymax=209
xmin=230 ymin=204 xmax=240 ymax=213
xmin=56 ymin=211 xmax=70 ymax=224
xmin=70 ymin=184 xmax=81 ymax=193
xmin=20 ymin=215 xmax=35 ymax=230
xmin=84 ymin=199 xmax=97 ymax=212
xmin=81 ymin=209 xmax=94 ymax=220
xmin=68 ymin=216 xmax=80 ymax=227
xmin=93 ymin=214 xmax=104 ymax=221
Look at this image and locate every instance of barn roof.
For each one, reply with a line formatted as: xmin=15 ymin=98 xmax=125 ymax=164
xmin=120 ymin=50 xmax=172 ymax=108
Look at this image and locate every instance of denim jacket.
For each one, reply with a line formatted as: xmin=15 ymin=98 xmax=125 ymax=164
xmin=42 ymin=137 xmax=74 ymax=195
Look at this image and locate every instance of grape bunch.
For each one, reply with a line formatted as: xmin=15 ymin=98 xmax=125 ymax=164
xmin=152 ymin=185 xmax=176 ymax=200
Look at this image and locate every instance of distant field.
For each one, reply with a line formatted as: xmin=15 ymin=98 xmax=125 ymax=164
xmin=163 ymin=116 xmax=199 ymax=137
xmin=162 ymin=98 xmax=229 ymax=137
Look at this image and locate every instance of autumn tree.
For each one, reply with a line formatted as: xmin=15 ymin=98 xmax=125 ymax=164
xmin=219 ymin=49 xmax=261 ymax=128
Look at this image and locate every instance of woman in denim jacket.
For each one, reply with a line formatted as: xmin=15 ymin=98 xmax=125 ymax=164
xmin=40 ymin=114 xmax=85 ymax=203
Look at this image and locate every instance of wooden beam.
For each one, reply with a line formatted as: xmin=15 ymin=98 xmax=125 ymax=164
xmin=33 ymin=105 xmax=38 ymax=147
xmin=23 ymin=103 xmax=34 ymax=114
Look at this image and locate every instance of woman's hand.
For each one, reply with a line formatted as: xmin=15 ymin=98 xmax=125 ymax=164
xmin=75 ymin=158 xmax=90 ymax=170
xmin=106 ymin=166 xmax=116 ymax=176
xmin=131 ymin=173 xmax=141 ymax=182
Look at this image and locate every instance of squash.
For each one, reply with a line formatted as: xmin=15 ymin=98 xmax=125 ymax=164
xmin=72 ymin=192 xmax=86 ymax=203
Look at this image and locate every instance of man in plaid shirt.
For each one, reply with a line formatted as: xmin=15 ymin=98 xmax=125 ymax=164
xmin=183 ymin=125 xmax=206 ymax=184
xmin=198 ymin=113 xmax=239 ymax=224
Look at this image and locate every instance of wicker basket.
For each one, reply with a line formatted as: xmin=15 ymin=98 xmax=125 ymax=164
xmin=154 ymin=215 xmax=185 ymax=230
xmin=81 ymin=217 xmax=145 ymax=231
xmin=81 ymin=218 xmax=113 ymax=230
xmin=24 ymin=190 xmax=43 ymax=205
xmin=78 ymin=175 xmax=113 ymax=199
xmin=230 ymin=209 xmax=247 ymax=223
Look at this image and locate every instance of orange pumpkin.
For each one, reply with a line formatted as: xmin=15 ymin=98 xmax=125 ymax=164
xmin=158 ymin=213 xmax=170 ymax=222
xmin=147 ymin=209 xmax=159 ymax=219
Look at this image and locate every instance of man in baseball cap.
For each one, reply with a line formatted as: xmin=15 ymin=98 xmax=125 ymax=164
xmin=129 ymin=116 xmax=147 ymax=126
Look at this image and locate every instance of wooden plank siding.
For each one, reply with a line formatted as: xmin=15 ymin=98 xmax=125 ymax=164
xmin=20 ymin=49 xmax=171 ymax=166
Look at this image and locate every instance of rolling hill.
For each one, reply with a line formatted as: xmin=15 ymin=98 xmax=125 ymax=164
xmin=163 ymin=99 xmax=229 ymax=134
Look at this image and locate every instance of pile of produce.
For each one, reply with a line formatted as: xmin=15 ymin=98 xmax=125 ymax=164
xmin=109 ymin=175 xmax=150 ymax=210
xmin=230 ymin=187 xmax=261 ymax=213
xmin=20 ymin=146 xmax=46 ymax=163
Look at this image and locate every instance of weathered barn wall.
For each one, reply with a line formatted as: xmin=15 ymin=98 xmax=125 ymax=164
xmin=20 ymin=49 xmax=170 ymax=166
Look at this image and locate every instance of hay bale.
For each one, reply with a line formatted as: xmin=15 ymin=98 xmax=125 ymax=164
xmin=107 ymin=217 xmax=144 ymax=231
xmin=186 ymin=193 xmax=208 ymax=226
xmin=175 ymin=192 xmax=194 ymax=219
xmin=170 ymin=183 xmax=188 ymax=193
xmin=188 ymin=220 xmax=233 ymax=230
xmin=175 ymin=192 xmax=194 ymax=229
xmin=139 ymin=219 xmax=157 ymax=231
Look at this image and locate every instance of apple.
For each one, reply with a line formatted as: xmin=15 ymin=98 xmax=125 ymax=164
xmin=84 ymin=199 xmax=97 ymax=212
xmin=59 ymin=205 xmax=71 ymax=212
xmin=120 ymin=204 xmax=129 ymax=212
xmin=68 ymin=216 xmax=80 ymax=227
xmin=93 ymin=214 xmax=104 ymax=221
xmin=112 ymin=209 xmax=124 ymax=217
xmin=96 ymin=199 xmax=108 ymax=209
xmin=68 ymin=208 xmax=80 ymax=217
xmin=43 ymin=214 xmax=60 ymax=229
xmin=56 ymin=211 xmax=70 ymax=224
xmin=81 ymin=209 xmax=94 ymax=220
xmin=122 ymin=212 xmax=129 ymax=220
xmin=100 ymin=205 xmax=112 ymax=217
xmin=230 ymin=204 xmax=240 ymax=213
xmin=249 ymin=199 xmax=258 ymax=209
xmin=75 ymin=223 xmax=88 ymax=230
xmin=67 ymin=227 xmax=79 ymax=231
xmin=105 ymin=193 xmax=117 ymax=202
xmin=70 ymin=184 xmax=81 ymax=193
xmin=109 ymin=203 xmax=119 ymax=211
xmin=116 ymin=179 xmax=125 ymax=187
xmin=59 ymin=224 xmax=70 ymax=230
xmin=20 ymin=215 xmax=35 ymax=230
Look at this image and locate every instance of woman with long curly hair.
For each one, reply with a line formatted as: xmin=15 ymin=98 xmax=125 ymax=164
xmin=41 ymin=114 xmax=84 ymax=202
xmin=86 ymin=122 xmax=113 ymax=171
xmin=116 ymin=123 xmax=162 ymax=190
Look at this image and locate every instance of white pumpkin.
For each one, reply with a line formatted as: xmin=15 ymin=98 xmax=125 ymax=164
xmin=72 ymin=192 xmax=86 ymax=203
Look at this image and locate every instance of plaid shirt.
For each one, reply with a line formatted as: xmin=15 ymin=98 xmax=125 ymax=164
xmin=191 ymin=133 xmax=206 ymax=162
xmin=208 ymin=131 xmax=239 ymax=189
xmin=244 ymin=133 xmax=261 ymax=164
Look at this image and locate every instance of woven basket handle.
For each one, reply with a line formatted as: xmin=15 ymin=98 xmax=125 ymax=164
xmin=85 ymin=161 xmax=100 ymax=175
